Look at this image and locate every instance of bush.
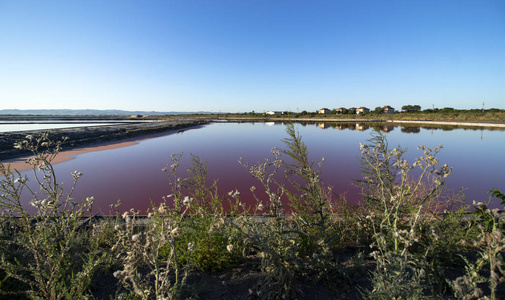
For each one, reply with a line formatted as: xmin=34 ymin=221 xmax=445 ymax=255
xmin=1 ymin=128 xmax=503 ymax=299
xmin=0 ymin=134 xmax=104 ymax=299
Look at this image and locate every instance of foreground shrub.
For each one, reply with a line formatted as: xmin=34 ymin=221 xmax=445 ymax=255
xmin=0 ymin=127 xmax=502 ymax=299
xmin=160 ymin=153 xmax=242 ymax=272
xmin=357 ymin=131 xmax=453 ymax=299
xmin=451 ymin=189 xmax=505 ymax=300
xmin=239 ymin=123 xmax=348 ymax=299
xmin=111 ymin=204 xmax=192 ymax=300
xmin=0 ymin=134 xmax=103 ymax=299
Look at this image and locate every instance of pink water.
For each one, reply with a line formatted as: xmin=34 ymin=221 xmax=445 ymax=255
xmin=5 ymin=122 xmax=505 ymax=214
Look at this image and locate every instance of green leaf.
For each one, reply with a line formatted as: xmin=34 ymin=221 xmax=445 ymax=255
xmin=488 ymin=188 xmax=505 ymax=206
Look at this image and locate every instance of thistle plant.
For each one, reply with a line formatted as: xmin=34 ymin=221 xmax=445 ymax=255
xmin=358 ymin=132 xmax=451 ymax=249
xmin=239 ymin=147 xmax=287 ymax=217
xmin=358 ymin=131 xmax=453 ymax=299
xmin=451 ymin=189 xmax=505 ymax=300
xmin=110 ymin=152 xmax=196 ymax=299
xmin=231 ymin=203 xmax=304 ymax=299
xmin=238 ymin=123 xmax=344 ymax=298
xmin=111 ymin=204 xmax=192 ymax=300
xmin=163 ymin=153 xmax=242 ymax=272
xmin=0 ymin=134 xmax=103 ymax=299
xmin=281 ymin=123 xmax=336 ymax=249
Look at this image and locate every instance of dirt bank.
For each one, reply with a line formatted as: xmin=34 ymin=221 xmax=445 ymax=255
xmin=0 ymin=119 xmax=209 ymax=161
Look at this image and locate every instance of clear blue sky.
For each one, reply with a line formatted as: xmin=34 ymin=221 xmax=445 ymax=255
xmin=1 ymin=0 xmax=504 ymax=113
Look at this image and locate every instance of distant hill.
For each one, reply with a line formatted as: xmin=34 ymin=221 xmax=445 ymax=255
xmin=0 ymin=109 xmax=214 ymax=116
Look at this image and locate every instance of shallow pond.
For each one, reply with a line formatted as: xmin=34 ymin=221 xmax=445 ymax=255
xmin=4 ymin=121 xmax=505 ymax=214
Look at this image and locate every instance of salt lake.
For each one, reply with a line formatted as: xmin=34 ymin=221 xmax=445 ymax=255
xmin=4 ymin=121 xmax=505 ymax=214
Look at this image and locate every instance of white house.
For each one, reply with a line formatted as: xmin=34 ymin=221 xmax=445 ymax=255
xmin=318 ymin=108 xmax=330 ymax=114
xmin=265 ymin=111 xmax=283 ymax=115
xmin=356 ymin=107 xmax=370 ymax=114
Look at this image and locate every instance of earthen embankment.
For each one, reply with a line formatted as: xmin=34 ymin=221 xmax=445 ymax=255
xmin=0 ymin=119 xmax=209 ymax=160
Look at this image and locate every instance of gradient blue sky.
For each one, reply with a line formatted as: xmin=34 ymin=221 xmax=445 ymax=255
xmin=1 ymin=0 xmax=504 ymax=113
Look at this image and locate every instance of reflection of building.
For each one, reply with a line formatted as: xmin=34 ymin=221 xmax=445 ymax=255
xmin=317 ymin=123 xmax=330 ymax=129
xmin=356 ymin=123 xmax=369 ymax=131
xmin=356 ymin=107 xmax=370 ymax=114
xmin=318 ymin=108 xmax=330 ymax=114
xmin=334 ymin=123 xmax=355 ymax=130
xmin=381 ymin=125 xmax=394 ymax=132
xmin=382 ymin=105 xmax=395 ymax=114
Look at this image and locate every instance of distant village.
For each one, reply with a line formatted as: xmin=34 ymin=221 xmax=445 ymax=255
xmin=265 ymin=105 xmax=395 ymax=115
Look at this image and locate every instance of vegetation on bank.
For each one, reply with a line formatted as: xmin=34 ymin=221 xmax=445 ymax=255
xmin=0 ymin=127 xmax=504 ymax=299
xmin=186 ymin=108 xmax=505 ymax=123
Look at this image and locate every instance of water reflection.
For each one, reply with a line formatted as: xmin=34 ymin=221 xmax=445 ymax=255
xmin=401 ymin=127 xmax=421 ymax=134
xmin=305 ymin=121 xmax=392 ymax=132
xmin=4 ymin=121 xmax=505 ymax=214
xmin=356 ymin=124 xmax=369 ymax=131
xmin=297 ymin=121 xmax=504 ymax=141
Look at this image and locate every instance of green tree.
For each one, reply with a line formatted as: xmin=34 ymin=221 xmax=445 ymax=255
xmin=401 ymin=105 xmax=421 ymax=112
xmin=374 ymin=106 xmax=383 ymax=113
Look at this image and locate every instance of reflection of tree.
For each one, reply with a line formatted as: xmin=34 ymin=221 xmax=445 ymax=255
xmin=370 ymin=124 xmax=393 ymax=132
xmin=400 ymin=127 xmax=421 ymax=133
xmin=283 ymin=121 xmax=504 ymax=134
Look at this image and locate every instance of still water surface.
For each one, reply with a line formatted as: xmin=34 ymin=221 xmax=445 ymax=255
xmin=0 ymin=120 xmax=155 ymax=133
xmin=7 ymin=121 xmax=505 ymax=214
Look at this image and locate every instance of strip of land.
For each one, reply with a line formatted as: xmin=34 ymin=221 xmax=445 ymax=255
xmin=0 ymin=119 xmax=209 ymax=161
xmin=212 ymin=115 xmax=505 ymax=128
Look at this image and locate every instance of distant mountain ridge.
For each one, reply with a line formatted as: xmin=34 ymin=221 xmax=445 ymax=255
xmin=0 ymin=109 xmax=213 ymax=116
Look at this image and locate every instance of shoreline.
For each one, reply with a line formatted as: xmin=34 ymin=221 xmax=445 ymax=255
xmin=0 ymin=119 xmax=210 ymax=161
xmin=1 ymin=116 xmax=504 ymax=162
